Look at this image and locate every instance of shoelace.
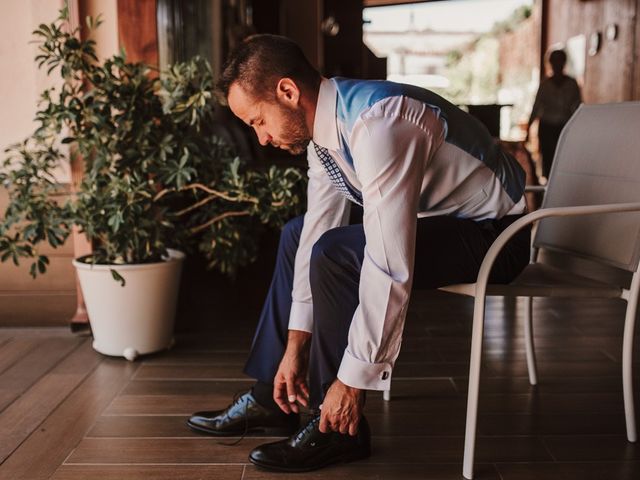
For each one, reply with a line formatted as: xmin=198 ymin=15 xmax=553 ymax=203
xmin=218 ymin=391 xmax=251 ymax=446
xmin=293 ymin=415 xmax=321 ymax=444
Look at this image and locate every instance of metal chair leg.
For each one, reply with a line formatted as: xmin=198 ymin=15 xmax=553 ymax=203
xmin=622 ymin=273 xmax=639 ymax=442
xmin=524 ymin=296 xmax=538 ymax=385
xmin=462 ymin=294 xmax=487 ymax=480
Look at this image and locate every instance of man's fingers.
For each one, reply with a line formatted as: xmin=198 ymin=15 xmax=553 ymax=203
xmin=299 ymin=381 xmax=310 ymax=398
xmin=296 ymin=381 xmax=309 ymax=406
xmin=273 ymin=382 xmax=291 ymax=414
xmin=285 ymin=378 xmax=299 ymax=413
xmin=274 ymin=398 xmax=291 ymax=413
xmin=319 ymin=410 xmax=330 ymax=434
xmin=332 ymin=418 xmax=342 ymax=433
xmin=338 ymin=420 xmax=349 ymax=435
xmin=348 ymin=416 xmax=360 ymax=436
xmin=299 ymin=381 xmax=309 ymax=405
xmin=296 ymin=394 xmax=309 ymax=407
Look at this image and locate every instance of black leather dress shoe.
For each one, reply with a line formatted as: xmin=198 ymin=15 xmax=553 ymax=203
xmin=187 ymin=391 xmax=299 ymax=436
xmin=249 ymin=414 xmax=371 ymax=472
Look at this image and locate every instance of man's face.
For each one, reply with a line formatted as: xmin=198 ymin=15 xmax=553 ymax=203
xmin=227 ymin=82 xmax=311 ymax=155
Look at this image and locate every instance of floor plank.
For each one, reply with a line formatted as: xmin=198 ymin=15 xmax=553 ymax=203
xmin=0 ymin=358 xmax=138 ymax=480
xmin=0 ymin=336 xmax=83 ymax=412
xmin=542 ymin=435 xmax=640 ymax=461
xmin=105 ymin=393 xmax=250 ymax=415
xmin=104 ymin=378 xmax=456 ymax=415
xmin=496 ymin=462 xmax=640 ymax=480
xmin=50 ymin=465 xmax=243 ymax=480
xmin=64 ymin=435 xmax=552 ymax=465
xmin=243 ymin=463 xmax=503 ymax=480
xmin=0 ymin=340 xmax=100 ymax=463
xmin=134 ymin=364 xmax=251 ymax=380
xmin=65 ymin=437 xmax=268 ymax=464
xmin=0 ymin=337 xmax=39 ymax=376
xmin=141 ymin=350 xmax=250 ymax=365
xmin=88 ymin=412 xmax=467 ymax=438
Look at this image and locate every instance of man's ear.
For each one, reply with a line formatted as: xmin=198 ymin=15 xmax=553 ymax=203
xmin=275 ymin=78 xmax=300 ymax=106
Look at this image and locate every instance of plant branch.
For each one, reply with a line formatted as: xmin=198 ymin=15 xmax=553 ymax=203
xmin=154 ymin=183 xmax=259 ymax=204
xmin=173 ymin=195 xmax=217 ymax=217
xmin=189 ymin=210 xmax=250 ymax=234
xmin=175 ymin=194 xmax=285 ymax=217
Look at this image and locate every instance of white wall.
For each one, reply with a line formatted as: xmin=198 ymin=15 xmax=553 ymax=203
xmin=0 ymin=0 xmax=119 ymax=326
xmin=0 ymin=1 xmax=62 ymax=154
xmin=0 ymin=0 xmax=118 ymax=157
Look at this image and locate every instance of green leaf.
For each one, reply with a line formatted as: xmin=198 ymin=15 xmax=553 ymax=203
xmin=110 ymin=268 xmax=126 ymax=287
xmin=37 ymin=256 xmax=48 ymax=274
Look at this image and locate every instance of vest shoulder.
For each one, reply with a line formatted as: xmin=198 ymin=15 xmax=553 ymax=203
xmin=332 ymin=78 xmax=453 ymax=126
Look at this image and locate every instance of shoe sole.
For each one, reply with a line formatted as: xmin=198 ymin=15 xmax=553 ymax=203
xmin=249 ymin=449 xmax=371 ymax=473
xmin=186 ymin=419 xmax=296 ymax=437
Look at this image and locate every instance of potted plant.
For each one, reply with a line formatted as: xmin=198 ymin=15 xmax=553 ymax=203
xmin=0 ymin=9 xmax=305 ymax=360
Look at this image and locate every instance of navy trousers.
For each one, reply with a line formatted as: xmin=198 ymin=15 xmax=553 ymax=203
xmin=244 ymin=212 xmax=530 ymax=408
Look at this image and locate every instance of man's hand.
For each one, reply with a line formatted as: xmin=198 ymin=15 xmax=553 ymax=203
xmin=273 ymin=330 xmax=311 ymax=414
xmin=319 ymin=379 xmax=364 ymax=436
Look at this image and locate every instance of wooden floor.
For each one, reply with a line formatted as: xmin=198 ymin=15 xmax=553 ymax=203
xmin=1 ymin=291 xmax=639 ymax=479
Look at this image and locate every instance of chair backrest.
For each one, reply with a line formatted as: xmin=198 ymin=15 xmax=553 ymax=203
xmin=534 ymin=102 xmax=640 ymax=272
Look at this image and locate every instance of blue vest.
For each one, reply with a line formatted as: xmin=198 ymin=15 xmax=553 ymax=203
xmin=332 ymin=77 xmax=525 ymax=204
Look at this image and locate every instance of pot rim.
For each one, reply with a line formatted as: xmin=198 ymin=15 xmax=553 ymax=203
xmin=72 ymin=248 xmax=185 ymax=271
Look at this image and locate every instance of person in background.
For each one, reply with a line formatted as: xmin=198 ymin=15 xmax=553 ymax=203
xmin=526 ymin=48 xmax=582 ymax=181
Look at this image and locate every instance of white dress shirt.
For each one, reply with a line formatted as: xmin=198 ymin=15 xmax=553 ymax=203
xmin=289 ymin=78 xmax=526 ymax=391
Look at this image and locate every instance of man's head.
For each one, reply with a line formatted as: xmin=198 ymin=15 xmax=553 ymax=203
xmin=218 ymin=34 xmax=321 ymax=155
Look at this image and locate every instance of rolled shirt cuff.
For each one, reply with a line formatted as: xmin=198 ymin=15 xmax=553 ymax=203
xmin=337 ymin=350 xmax=392 ymax=391
xmin=288 ymin=301 xmax=313 ymax=333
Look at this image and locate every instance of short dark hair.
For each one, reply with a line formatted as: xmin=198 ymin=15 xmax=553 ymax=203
xmin=217 ymin=34 xmax=321 ymax=103
xmin=549 ymin=49 xmax=567 ymax=66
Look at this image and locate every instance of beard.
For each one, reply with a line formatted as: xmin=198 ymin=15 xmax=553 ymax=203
xmin=277 ymin=102 xmax=312 ymax=155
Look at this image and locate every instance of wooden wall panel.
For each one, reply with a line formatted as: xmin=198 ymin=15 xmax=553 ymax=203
xmin=280 ymin=0 xmax=322 ymax=70
xmin=545 ymin=0 xmax=638 ymax=103
xmin=634 ymin=2 xmax=640 ymax=100
xmin=0 ymin=187 xmax=76 ymax=327
xmin=117 ymin=0 xmax=159 ymax=67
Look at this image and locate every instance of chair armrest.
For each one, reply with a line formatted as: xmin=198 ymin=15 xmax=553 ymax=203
xmin=474 ymin=202 xmax=640 ymax=297
xmin=525 ymin=185 xmax=547 ymax=193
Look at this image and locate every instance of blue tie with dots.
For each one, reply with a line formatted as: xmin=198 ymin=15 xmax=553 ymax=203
xmin=313 ymin=143 xmax=363 ymax=206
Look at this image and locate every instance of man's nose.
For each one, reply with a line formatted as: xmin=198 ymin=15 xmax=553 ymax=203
xmin=256 ymin=129 xmax=272 ymax=146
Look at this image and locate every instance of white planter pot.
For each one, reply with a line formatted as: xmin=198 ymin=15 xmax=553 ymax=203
xmin=73 ymin=249 xmax=185 ymax=360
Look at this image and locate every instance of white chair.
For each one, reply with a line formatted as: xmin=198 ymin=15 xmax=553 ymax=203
xmin=385 ymin=102 xmax=640 ymax=479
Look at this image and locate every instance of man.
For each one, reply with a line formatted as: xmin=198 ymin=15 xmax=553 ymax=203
xmin=188 ymin=34 xmax=530 ymax=472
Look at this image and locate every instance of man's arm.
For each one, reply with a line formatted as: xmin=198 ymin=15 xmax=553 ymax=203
xmin=273 ymin=144 xmax=349 ymax=413
xmin=337 ymin=101 xmax=444 ymax=391
xmin=273 ymin=329 xmax=311 ymax=413
xmin=288 ymin=143 xmax=350 ymax=332
xmin=526 ymin=81 xmax=545 ymax=141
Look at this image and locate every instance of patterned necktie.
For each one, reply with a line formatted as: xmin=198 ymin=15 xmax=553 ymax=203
xmin=313 ymin=143 xmax=363 ymax=206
